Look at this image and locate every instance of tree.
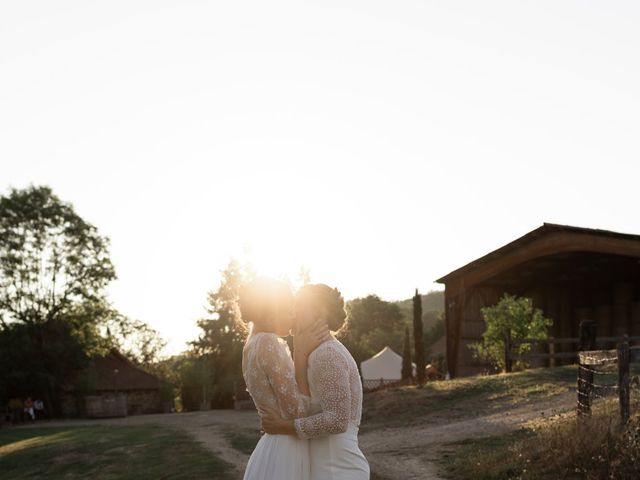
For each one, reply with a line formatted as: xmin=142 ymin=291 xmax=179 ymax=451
xmin=0 ymin=185 xmax=115 ymax=327
xmin=413 ymin=289 xmax=426 ymax=384
xmin=339 ymin=295 xmax=406 ymax=367
xmin=401 ymin=326 xmax=413 ymax=380
xmin=102 ymin=312 xmax=167 ymax=370
xmin=0 ymin=186 xmax=117 ymax=413
xmin=470 ymin=294 xmax=553 ymax=372
xmin=297 ymin=266 xmax=311 ymax=286
xmin=0 ymin=297 xmax=118 ymax=413
xmin=189 ymin=259 xmax=252 ymax=408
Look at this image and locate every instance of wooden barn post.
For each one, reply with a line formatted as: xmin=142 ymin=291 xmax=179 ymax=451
xmin=413 ymin=289 xmax=426 ymax=384
xmin=618 ymin=336 xmax=630 ymax=428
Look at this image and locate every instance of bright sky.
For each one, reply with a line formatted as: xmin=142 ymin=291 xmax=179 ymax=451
xmin=2 ymin=1 xmax=639 ymax=354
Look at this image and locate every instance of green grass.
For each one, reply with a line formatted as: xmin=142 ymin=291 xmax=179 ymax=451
xmin=0 ymin=425 xmax=232 ymax=479
xmin=362 ymin=365 xmax=578 ymax=431
xmin=220 ymin=425 xmax=261 ymax=455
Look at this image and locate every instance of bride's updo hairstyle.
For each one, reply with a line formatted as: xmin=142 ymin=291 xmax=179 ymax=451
xmin=296 ymin=284 xmax=347 ymax=333
xmin=238 ymin=278 xmax=293 ymax=332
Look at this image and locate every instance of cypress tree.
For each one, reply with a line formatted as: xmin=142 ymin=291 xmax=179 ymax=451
xmin=401 ymin=325 xmax=413 ymax=380
xmin=413 ymin=288 xmax=426 ymax=384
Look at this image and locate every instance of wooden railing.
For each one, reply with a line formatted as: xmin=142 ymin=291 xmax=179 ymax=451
xmin=504 ymin=321 xmax=640 ymax=373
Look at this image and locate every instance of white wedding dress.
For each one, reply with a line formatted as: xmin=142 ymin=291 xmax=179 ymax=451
xmin=294 ymin=338 xmax=370 ymax=479
xmin=242 ymin=332 xmax=311 ymax=480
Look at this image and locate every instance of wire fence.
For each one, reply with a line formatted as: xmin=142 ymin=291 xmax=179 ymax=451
xmin=577 ymin=340 xmax=640 ymax=427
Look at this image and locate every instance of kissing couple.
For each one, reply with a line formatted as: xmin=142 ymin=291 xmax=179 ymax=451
xmin=239 ymin=278 xmax=370 ymax=479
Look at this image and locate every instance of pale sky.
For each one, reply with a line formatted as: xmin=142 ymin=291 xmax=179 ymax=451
xmin=2 ymin=1 xmax=639 ymax=354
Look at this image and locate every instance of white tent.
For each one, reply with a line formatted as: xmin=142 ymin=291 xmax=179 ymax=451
xmin=360 ymin=346 xmax=415 ymax=386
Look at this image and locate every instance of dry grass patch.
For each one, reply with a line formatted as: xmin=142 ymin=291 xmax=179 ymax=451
xmin=442 ymin=399 xmax=640 ymax=480
xmin=362 ymin=365 xmax=577 ymax=431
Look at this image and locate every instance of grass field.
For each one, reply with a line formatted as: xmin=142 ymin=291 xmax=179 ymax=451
xmin=219 ymin=424 xmax=261 ymax=455
xmin=0 ymin=425 xmax=231 ymax=480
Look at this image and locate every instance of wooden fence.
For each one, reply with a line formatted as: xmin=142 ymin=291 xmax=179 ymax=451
xmin=504 ymin=320 xmax=640 ymax=373
xmin=504 ymin=320 xmax=640 ymax=427
xmin=577 ymin=338 xmax=640 ymax=426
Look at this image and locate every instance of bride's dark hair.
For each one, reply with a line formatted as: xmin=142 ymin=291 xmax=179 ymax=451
xmin=296 ymin=284 xmax=347 ymax=332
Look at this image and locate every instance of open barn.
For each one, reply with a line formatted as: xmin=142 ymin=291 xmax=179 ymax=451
xmin=437 ymin=224 xmax=640 ymax=377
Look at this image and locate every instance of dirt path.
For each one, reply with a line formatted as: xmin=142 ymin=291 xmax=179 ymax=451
xmin=359 ymin=391 xmax=576 ymax=480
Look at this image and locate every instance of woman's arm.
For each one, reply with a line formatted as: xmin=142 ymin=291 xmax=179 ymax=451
xmin=257 ymin=335 xmax=311 ymax=418
xmin=261 ymin=347 xmax=351 ymax=438
xmin=294 ymin=347 xmax=351 ymax=439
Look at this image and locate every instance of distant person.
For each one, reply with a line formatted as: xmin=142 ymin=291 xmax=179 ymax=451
xmin=34 ymin=399 xmax=45 ymax=420
xmin=24 ymin=397 xmax=35 ymax=421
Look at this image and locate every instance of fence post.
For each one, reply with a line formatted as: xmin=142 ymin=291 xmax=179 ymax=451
xmin=549 ymin=337 xmax=556 ymax=368
xmin=577 ymin=358 xmax=592 ymax=417
xmin=577 ymin=320 xmax=596 ymax=418
xmin=504 ymin=331 xmax=512 ymax=373
xmin=618 ymin=336 xmax=630 ymax=428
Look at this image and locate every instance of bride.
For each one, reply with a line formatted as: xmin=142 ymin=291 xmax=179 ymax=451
xmin=239 ymin=278 xmax=328 ymax=480
xmin=261 ymin=283 xmax=370 ymax=480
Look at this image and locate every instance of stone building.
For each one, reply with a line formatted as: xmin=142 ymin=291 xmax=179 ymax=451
xmin=63 ymin=349 xmax=169 ymax=417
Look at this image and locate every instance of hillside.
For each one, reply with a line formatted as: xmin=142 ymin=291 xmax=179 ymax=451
xmin=395 ymin=289 xmax=445 ymax=331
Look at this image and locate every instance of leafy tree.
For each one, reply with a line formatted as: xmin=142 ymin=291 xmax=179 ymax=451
xmin=413 ymin=289 xmax=426 ymax=384
xmin=0 ymin=185 xmax=116 ymax=327
xmin=0 ymin=300 xmax=110 ymax=414
xmin=401 ymin=326 xmax=413 ymax=380
xmin=102 ymin=312 xmax=167 ymax=370
xmin=470 ymin=294 xmax=553 ymax=372
xmin=339 ymin=295 xmax=405 ymax=367
xmin=189 ymin=259 xmax=253 ymax=408
xmin=0 ymin=186 xmax=117 ymax=413
xmin=297 ymin=266 xmax=311 ymax=286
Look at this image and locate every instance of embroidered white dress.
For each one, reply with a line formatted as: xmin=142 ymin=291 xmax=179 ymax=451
xmin=294 ymin=338 xmax=370 ymax=480
xmin=242 ymin=332 xmax=311 ymax=480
